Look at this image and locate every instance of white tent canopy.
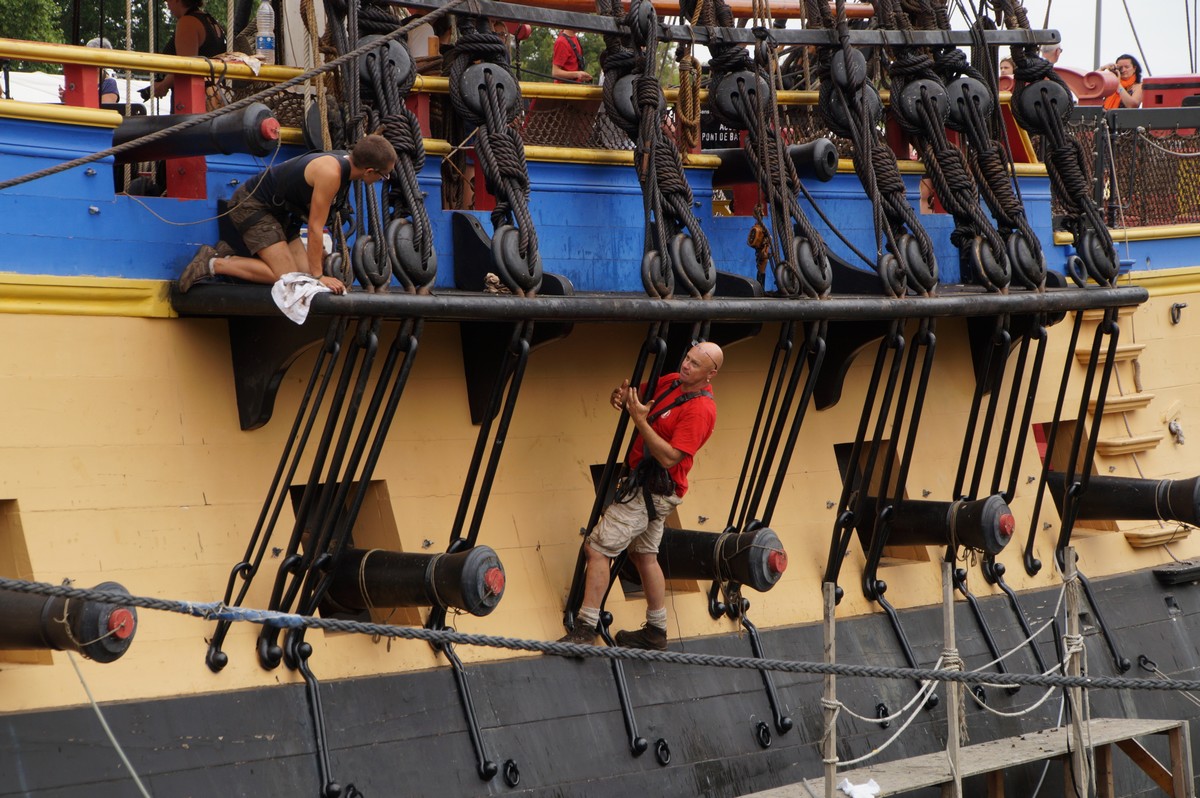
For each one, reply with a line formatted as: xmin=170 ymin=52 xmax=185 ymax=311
xmin=2 ymin=68 xmax=150 ymax=108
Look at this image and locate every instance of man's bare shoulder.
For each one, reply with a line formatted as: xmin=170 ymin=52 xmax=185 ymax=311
xmin=304 ymin=153 xmax=345 ymax=187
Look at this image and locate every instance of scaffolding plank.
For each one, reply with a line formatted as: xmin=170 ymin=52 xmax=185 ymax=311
xmin=741 ymin=718 xmax=1188 ymax=798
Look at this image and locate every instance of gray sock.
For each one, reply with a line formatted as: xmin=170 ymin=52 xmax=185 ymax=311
xmin=646 ymin=608 xmax=667 ymax=630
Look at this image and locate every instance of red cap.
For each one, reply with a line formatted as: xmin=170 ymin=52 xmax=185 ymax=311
xmin=999 ymin=513 xmax=1016 ymax=538
xmin=259 ymin=117 xmax=281 ymax=141
xmin=768 ymin=549 xmax=788 ymax=576
xmin=484 ymin=567 xmax=506 ymax=596
xmin=107 ymin=608 xmax=135 ymax=640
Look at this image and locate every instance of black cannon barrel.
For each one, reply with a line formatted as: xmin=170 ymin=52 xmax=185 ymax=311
xmin=1046 ymin=473 xmax=1200 ymax=525
xmin=325 ymin=546 xmax=506 ymax=617
xmin=656 ymin=526 xmax=788 ymax=592
xmin=711 ymin=139 xmax=839 ymax=188
xmin=112 ymin=102 xmax=280 ymax=163
xmin=863 ymin=494 xmax=1015 ymax=555
xmin=0 ymin=581 xmax=136 ymax=663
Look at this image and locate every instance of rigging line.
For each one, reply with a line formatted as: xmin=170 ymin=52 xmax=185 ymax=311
xmin=0 ymin=0 xmax=471 ymax=192
xmin=17 ymin=576 xmax=1200 ymax=694
xmin=67 ymin=652 xmax=153 ymax=798
xmin=1188 ymin=0 xmax=1196 ymax=73
xmin=1118 ymin=0 xmax=1150 ymax=75
xmin=121 ymin=138 xmax=285 ymax=226
xmin=832 ymin=677 xmax=942 ymax=767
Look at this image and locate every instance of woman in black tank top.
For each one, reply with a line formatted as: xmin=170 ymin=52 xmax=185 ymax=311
xmin=151 ymin=0 xmax=227 ymax=99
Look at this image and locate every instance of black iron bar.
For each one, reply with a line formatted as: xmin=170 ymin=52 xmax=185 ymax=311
xmin=206 ymin=319 xmax=347 ymax=672
xmin=1050 ymin=308 xmax=1130 ymax=673
xmin=728 ymin=323 xmax=795 ymax=531
xmin=257 ymin=320 xmax=375 ymax=669
xmin=293 ymin=319 xmax=424 ymax=624
xmin=760 ymin=321 xmax=828 ymax=527
xmin=389 ymin=0 xmax=1060 ymax=47
xmin=822 ymin=323 xmax=900 ymax=593
xmin=952 ymin=568 xmax=1017 ymax=694
xmin=274 ymin=321 xmax=383 ymax=670
xmin=441 ymin=641 xmax=500 ymax=780
xmin=598 ymin=608 xmax=650 ymax=757
xmin=743 ymin=616 xmax=794 ymax=735
xmin=173 ymin=285 xmax=1147 ymax=323
xmin=981 ymin=557 xmax=1049 ymax=674
xmin=997 ymin=320 xmax=1048 ymax=501
xmin=968 ymin=324 xmax=1011 ymax=499
xmin=1023 ymin=311 xmax=1086 ymax=576
xmin=856 ymin=329 xmax=909 ymax=601
xmin=449 ymin=321 xmax=534 ymax=548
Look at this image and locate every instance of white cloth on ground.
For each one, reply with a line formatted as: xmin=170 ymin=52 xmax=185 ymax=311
xmin=837 ymin=778 xmax=881 ymax=798
xmin=271 ymin=272 xmax=331 ymax=324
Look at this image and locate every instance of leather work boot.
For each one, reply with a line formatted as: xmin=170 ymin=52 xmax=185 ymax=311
xmin=557 ymin=620 xmax=598 ymax=646
xmin=178 ymin=244 xmax=216 ymax=292
xmin=615 ymin=623 xmax=667 ymax=651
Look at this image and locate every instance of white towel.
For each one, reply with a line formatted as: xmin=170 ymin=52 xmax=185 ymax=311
xmin=271 ymin=273 xmax=331 ymax=325
xmin=837 ymin=778 xmax=881 ymax=798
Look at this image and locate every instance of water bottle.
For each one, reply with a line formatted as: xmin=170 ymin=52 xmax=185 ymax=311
xmin=255 ymin=0 xmax=275 ymax=66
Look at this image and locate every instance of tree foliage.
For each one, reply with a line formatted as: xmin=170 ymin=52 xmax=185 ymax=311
xmin=0 ymin=0 xmax=65 ymax=70
xmin=0 ymin=0 xmax=231 ymax=73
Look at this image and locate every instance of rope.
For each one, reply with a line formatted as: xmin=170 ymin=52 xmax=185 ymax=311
xmin=67 ymin=651 xmax=153 ymax=798
xmin=10 ymin=576 xmax=1200 ymax=694
xmin=994 ymin=0 xmax=1117 ymax=286
xmin=0 ymin=0 xmax=470 ymax=193
xmin=446 ymin=18 xmax=541 ymax=296
xmin=804 ymin=0 xmax=935 ymax=297
xmin=596 ymin=0 xmax=715 ymax=299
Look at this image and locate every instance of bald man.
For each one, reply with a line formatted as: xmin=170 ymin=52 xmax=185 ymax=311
xmin=562 ymin=342 xmax=723 ymax=650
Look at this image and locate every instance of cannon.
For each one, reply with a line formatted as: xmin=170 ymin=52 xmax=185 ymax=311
xmin=1047 ymin=473 xmax=1200 ymax=525
xmin=859 ymin=494 xmax=1015 ymax=555
xmin=0 ymin=581 xmax=136 ymax=663
xmin=650 ymin=526 xmax=788 ymax=593
xmin=111 ymin=102 xmax=280 ymax=163
xmin=323 ymin=546 xmax=506 ymax=617
xmin=711 ymin=139 xmax=839 ymax=188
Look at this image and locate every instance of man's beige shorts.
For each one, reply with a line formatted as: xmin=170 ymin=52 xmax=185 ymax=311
xmin=587 ymin=492 xmax=683 ymax=558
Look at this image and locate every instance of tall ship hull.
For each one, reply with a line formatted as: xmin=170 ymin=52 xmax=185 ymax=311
xmin=3 ymin=1 xmax=1200 ymax=796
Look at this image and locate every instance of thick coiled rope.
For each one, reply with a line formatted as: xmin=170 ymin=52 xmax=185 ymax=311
xmin=804 ymin=0 xmax=939 ymax=296
xmin=446 ymin=19 xmax=542 ymax=296
xmin=596 ymin=0 xmax=715 ymax=299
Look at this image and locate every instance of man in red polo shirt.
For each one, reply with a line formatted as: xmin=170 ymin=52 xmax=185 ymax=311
xmin=562 ymin=342 xmax=723 ymax=650
xmin=552 ymin=28 xmax=592 ymax=84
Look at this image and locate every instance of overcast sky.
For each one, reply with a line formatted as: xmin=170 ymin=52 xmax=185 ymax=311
xmin=950 ymin=1 xmax=1199 ymax=76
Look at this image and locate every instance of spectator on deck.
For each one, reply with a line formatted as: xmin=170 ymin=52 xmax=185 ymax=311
xmin=1040 ymin=43 xmax=1063 ymax=64
xmin=1102 ymin=54 xmax=1143 ymax=108
xmin=552 ymin=28 xmax=592 ymax=84
xmin=150 ymin=0 xmax=226 ymax=100
xmin=59 ymin=38 xmax=119 ymax=104
xmin=999 ymin=57 xmax=1015 ymax=77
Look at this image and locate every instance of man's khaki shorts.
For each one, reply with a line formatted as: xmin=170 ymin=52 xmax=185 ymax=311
xmin=229 ymin=187 xmax=299 ymax=254
xmin=587 ymin=491 xmax=683 ymax=557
